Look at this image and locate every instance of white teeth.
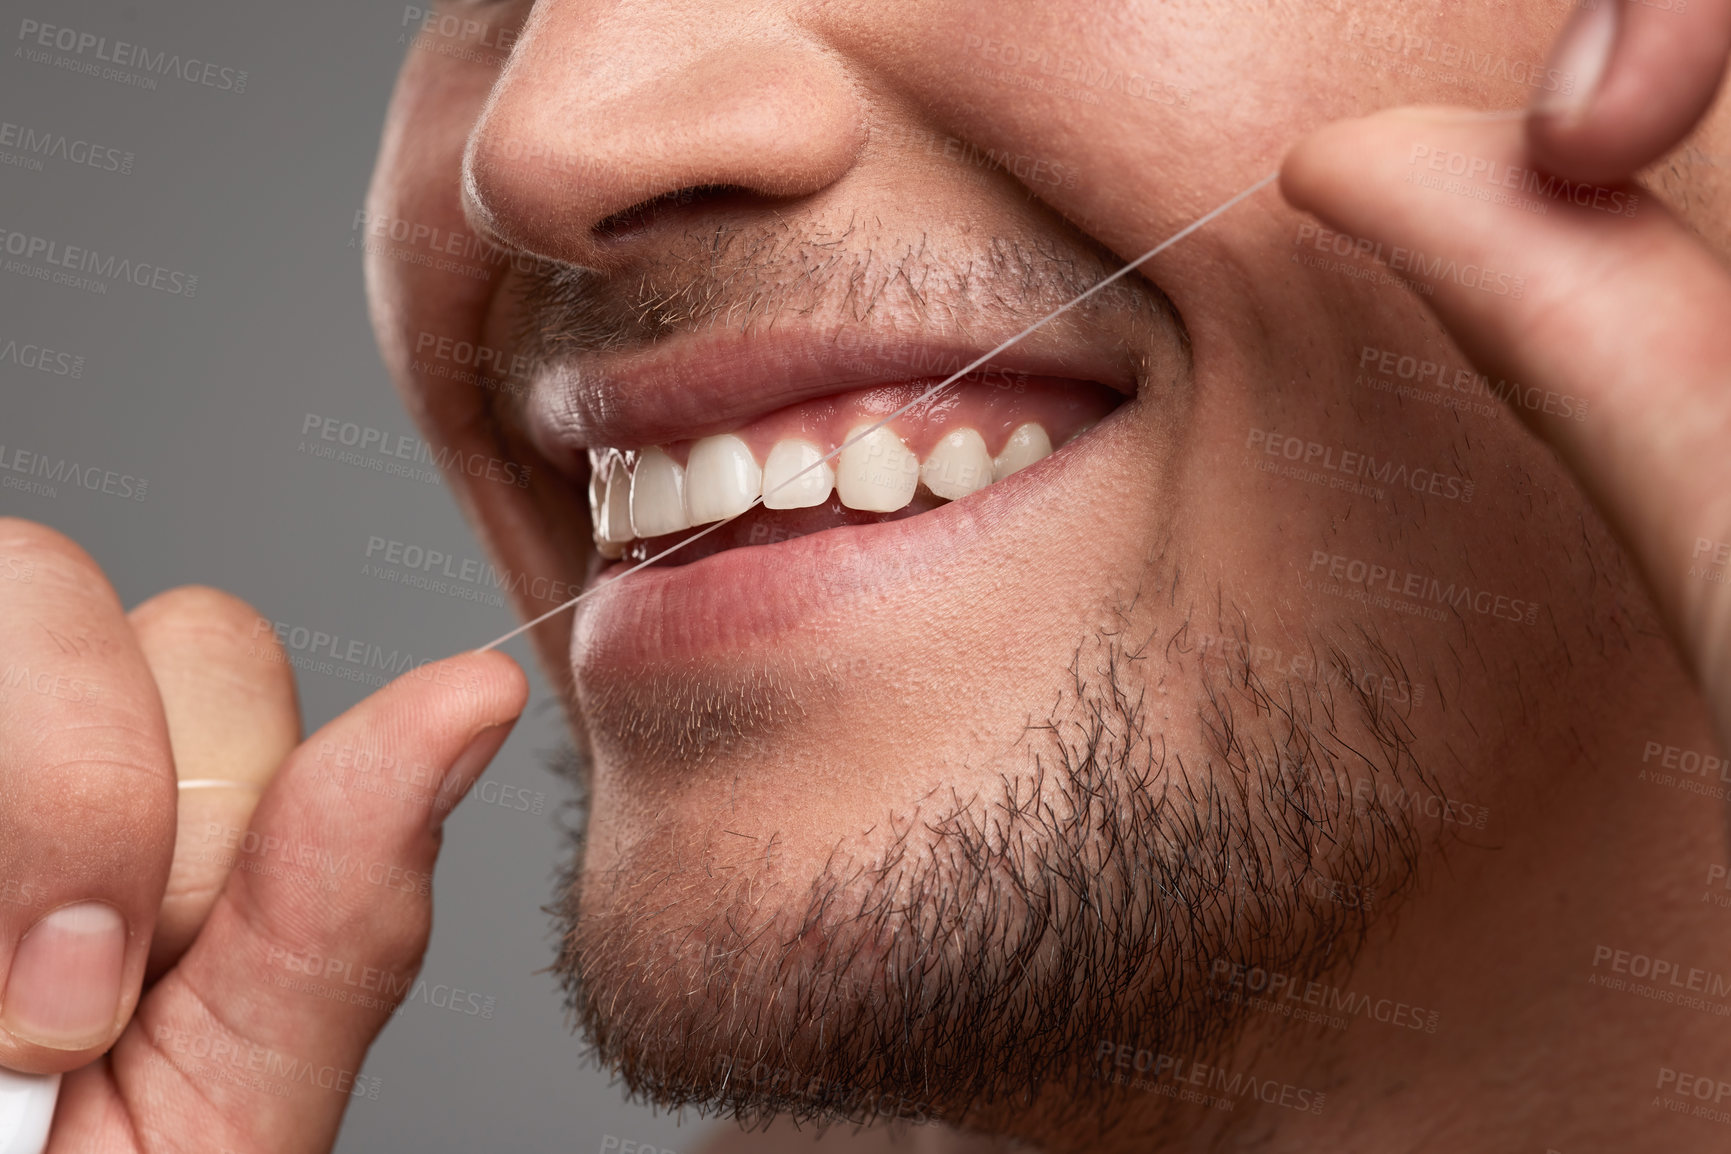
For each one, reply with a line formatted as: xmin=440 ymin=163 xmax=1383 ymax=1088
xmin=762 ymin=438 xmax=834 ymax=510
xmin=629 ymin=447 xmax=690 ymax=538
xmin=685 ymin=434 xmax=762 ymax=524
xmin=590 ymin=418 xmax=1065 ymax=551
xmin=837 ymin=423 xmax=918 ymax=512
xmin=992 ymin=422 xmax=1053 ymax=481
xmin=919 ymin=428 xmax=993 ymax=500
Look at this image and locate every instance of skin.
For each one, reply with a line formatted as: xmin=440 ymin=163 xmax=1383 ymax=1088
xmin=2 ymin=0 xmax=1730 ymax=1151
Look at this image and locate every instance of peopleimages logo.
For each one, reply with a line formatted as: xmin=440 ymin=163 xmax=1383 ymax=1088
xmin=0 ymin=120 xmax=133 ymax=175
xmin=1304 ymin=550 xmax=1541 ymax=626
xmin=1208 ymin=959 xmax=1441 ymax=1034
xmin=148 ymin=1025 xmax=379 ymax=1101
xmin=0 ymin=335 xmax=83 ymax=378
xmin=250 ymin=617 xmax=480 ymax=693
xmin=1193 ymin=631 xmax=1428 ymax=709
xmin=1094 ymin=1040 xmax=1327 ymax=1114
xmin=1357 ymin=345 xmax=1589 ymax=422
xmin=262 ymin=945 xmax=497 ymax=1020
xmin=1342 ymin=16 xmax=1573 ymax=94
xmin=0 ymin=442 xmax=148 ymax=502
xmin=363 ymin=536 xmax=579 ymax=607
xmin=1294 ymin=223 xmax=1526 ymax=299
xmin=399 ymin=5 xmax=520 ymax=53
xmin=1245 ymin=427 xmax=1475 ymax=503
xmin=0 ymin=225 xmax=198 ymax=297
xmin=1591 ymin=944 xmax=1731 ymax=1002
xmin=1407 ymin=144 xmax=1640 ymax=217
xmin=16 ymin=19 xmax=249 ymax=92
xmin=298 ymin=412 xmax=532 ymax=488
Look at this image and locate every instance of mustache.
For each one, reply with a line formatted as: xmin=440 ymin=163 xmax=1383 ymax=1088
xmin=506 ymin=213 xmax=1173 ymax=371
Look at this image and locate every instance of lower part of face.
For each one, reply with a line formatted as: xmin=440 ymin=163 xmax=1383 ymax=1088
xmin=554 ymin=549 xmax=1453 ymax=1146
xmin=366 ymin=0 xmax=1665 ymax=1144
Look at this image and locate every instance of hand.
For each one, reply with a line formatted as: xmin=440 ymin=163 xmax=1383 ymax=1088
xmin=0 ymin=517 xmax=527 ymax=1152
xmin=1281 ymin=0 xmax=1731 ymax=745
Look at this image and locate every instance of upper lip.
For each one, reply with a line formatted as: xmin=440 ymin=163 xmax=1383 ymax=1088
xmin=522 ymin=323 xmax=1144 ymax=473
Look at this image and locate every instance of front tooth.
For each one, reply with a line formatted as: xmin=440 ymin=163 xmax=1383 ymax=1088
xmin=685 ymin=434 xmax=762 ymax=524
xmin=837 ymin=423 xmax=917 ymax=512
xmin=920 ymin=428 xmax=993 ymax=500
xmin=992 ymin=422 xmax=1053 ymax=481
xmin=761 ymin=438 xmax=834 ymax=509
xmin=598 ymin=453 xmax=634 ymax=544
xmin=629 ymin=447 xmax=690 ymax=537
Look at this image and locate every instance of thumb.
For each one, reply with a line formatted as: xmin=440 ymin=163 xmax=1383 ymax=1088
xmin=94 ymin=651 xmax=527 ymax=1154
xmin=1527 ymin=0 xmax=1731 ymax=184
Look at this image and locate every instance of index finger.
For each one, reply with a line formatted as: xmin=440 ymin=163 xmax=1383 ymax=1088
xmin=1528 ymin=0 xmax=1731 ymax=183
xmin=0 ymin=519 xmax=177 ymax=1072
xmin=1280 ymin=110 xmax=1731 ymax=733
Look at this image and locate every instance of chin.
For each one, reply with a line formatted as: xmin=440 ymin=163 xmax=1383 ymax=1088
xmin=550 ymin=558 xmax=1445 ymax=1144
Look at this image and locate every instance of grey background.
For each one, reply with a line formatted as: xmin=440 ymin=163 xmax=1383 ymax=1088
xmin=1 ymin=1 xmax=716 ymax=1149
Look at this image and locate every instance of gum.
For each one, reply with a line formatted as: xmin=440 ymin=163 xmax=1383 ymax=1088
xmin=598 ymin=375 xmax=1121 ymax=470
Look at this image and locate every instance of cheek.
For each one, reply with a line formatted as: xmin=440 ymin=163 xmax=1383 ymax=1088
xmin=364 ymin=44 xmax=509 ymax=418
xmin=821 ymin=0 xmax=1319 ymax=265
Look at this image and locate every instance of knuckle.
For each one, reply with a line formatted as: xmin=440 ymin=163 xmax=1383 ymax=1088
xmin=6 ymin=753 xmax=175 ymax=864
xmin=34 ymin=748 xmax=176 ymax=808
xmin=368 ymin=908 xmax=434 ymax=979
xmin=0 ymin=517 xmax=115 ymax=600
xmin=159 ymin=873 xmax=225 ymax=911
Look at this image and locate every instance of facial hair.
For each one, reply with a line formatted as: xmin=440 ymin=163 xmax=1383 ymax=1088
xmin=545 ymin=571 xmax=1447 ymax=1149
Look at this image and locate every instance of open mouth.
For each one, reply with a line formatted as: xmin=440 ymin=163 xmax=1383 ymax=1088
xmin=516 ymin=325 xmax=1153 ymax=665
xmin=584 ymin=373 xmax=1124 ymax=567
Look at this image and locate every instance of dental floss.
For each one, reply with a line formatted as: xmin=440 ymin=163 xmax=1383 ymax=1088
xmin=0 ymin=1071 xmax=57 ymax=1154
xmin=478 ymin=170 xmax=1281 ymax=653
xmin=0 ymin=114 xmax=1540 ymax=1154
xmin=0 ymin=159 xmax=1318 ymax=1154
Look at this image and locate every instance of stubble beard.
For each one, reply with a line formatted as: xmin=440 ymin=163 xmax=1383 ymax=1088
xmin=546 ymin=572 xmax=1444 ymax=1148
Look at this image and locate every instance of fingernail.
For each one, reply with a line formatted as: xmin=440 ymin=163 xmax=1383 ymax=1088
xmin=429 ymin=722 xmax=514 ymax=831
xmin=1534 ymin=0 xmax=1620 ymax=121
xmin=3 ymin=903 xmax=126 ymax=1050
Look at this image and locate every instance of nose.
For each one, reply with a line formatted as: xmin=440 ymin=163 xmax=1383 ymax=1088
xmin=463 ymin=1 xmax=865 ymax=269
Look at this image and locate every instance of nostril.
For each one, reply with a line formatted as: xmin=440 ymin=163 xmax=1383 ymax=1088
xmin=591 ymin=184 xmax=754 ymax=241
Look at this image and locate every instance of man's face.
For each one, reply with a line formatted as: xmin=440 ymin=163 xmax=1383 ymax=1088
xmin=363 ymin=1 xmax=1706 ymax=1146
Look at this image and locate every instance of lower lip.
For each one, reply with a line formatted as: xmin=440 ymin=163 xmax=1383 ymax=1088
xmin=570 ymin=421 xmax=1099 ymax=672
